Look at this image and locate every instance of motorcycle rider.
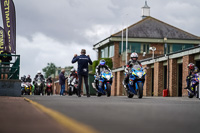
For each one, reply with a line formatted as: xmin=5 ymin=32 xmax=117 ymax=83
xmin=21 ymin=75 xmax=26 ymax=82
xmin=46 ymin=76 xmax=53 ymax=94
xmin=69 ymin=68 xmax=78 ymax=80
xmin=33 ymin=71 xmax=45 ymax=94
xmin=123 ymin=52 xmax=142 ymax=90
xmin=46 ymin=76 xmax=53 ymax=83
xmin=26 ymin=75 xmax=32 ymax=83
xmin=184 ymin=63 xmax=199 ymax=92
xmin=94 ymin=59 xmax=111 ymax=89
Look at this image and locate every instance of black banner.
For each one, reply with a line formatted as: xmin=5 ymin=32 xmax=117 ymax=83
xmin=1 ymin=0 xmax=16 ymax=54
xmin=0 ymin=26 xmax=6 ymax=54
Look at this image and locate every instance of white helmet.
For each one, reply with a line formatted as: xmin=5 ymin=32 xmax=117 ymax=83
xmin=130 ymin=52 xmax=138 ymax=58
xmin=37 ymin=70 xmax=41 ymax=74
xmin=71 ymin=68 xmax=75 ymax=72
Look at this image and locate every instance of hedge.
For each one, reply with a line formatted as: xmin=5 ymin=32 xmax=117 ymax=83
xmin=91 ymin=58 xmax=113 ymax=74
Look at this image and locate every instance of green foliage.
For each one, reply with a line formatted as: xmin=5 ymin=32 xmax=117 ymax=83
xmin=42 ymin=63 xmax=57 ymax=78
xmin=91 ymin=58 xmax=113 ymax=74
xmin=92 ymin=60 xmax=99 ymax=74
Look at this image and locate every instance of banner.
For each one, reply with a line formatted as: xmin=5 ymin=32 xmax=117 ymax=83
xmin=1 ymin=0 xmax=16 ymax=54
xmin=0 ymin=26 xmax=6 ymax=54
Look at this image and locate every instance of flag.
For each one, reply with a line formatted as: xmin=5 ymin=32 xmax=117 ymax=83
xmin=0 ymin=26 xmax=6 ymax=54
xmin=1 ymin=0 xmax=16 ymax=54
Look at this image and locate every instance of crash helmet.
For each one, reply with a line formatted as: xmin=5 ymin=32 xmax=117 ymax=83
xmin=70 ymin=68 xmax=76 ymax=73
xmin=27 ymin=75 xmax=30 ymax=78
xmin=100 ymin=59 xmax=106 ymax=66
xmin=37 ymin=70 xmax=41 ymax=74
xmin=130 ymin=52 xmax=138 ymax=60
xmin=48 ymin=76 xmax=52 ymax=80
xmin=187 ymin=63 xmax=194 ymax=70
xmin=23 ymin=75 xmax=26 ymax=78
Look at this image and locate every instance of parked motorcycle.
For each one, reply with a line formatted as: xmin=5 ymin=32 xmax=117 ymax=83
xmin=34 ymin=77 xmax=44 ymax=95
xmin=46 ymin=82 xmax=53 ymax=96
xmin=188 ymin=73 xmax=199 ymax=98
xmin=125 ymin=65 xmax=146 ymax=98
xmin=94 ymin=70 xmax=113 ymax=97
xmin=68 ymin=76 xmax=78 ymax=96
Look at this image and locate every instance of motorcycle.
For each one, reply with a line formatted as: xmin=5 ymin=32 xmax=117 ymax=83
xmin=68 ymin=76 xmax=78 ymax=96
xmin=125 ymin=64 xmax=146 ymax=98
xmin=188 ymin=73 xmax=199 ymax=98
xmin=24 ymin=82 xmax=32 ymax=95
xmin=34 ymin=77 xmax=44 ymax=95
xmin=21 ymin=82 xmax=26 ymax=95
xmin=94 ymin=70 xmax=113 ymax=97
xmin=46 ymin=82 xmax=53 ymax=96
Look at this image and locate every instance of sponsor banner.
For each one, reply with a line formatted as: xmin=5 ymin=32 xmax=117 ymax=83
xmin=1 ymin=0 xmax=16 ymax=54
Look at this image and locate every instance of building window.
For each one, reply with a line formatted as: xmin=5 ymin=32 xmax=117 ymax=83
xmin=101 ymin=46 xmax=109 ymax=58
xmin=109 ymin=45 xmax=114 ymax=57
xmin=101 ymin=49 xmax=104 ymax=58
xmin=142 ymin=44 xmax=149 ymax=54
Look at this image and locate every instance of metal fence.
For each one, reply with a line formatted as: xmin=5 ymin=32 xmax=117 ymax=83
xmin=0 ymin=54 xmax=20 ymax=80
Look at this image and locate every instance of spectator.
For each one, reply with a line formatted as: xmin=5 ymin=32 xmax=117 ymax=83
xmin=72 ymin=49 xmax=93 ymax=97
xmin=59 ymin=69 xmax=67 ymax=96
xmin=0 ymin=46 xmax=12 ymax=79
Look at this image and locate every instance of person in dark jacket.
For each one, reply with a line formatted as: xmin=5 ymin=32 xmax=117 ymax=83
xmin=59 ymin=69 xmax=67 ymax=96
xmin=72 ymin=49 xmax=93 ymax=97
xmin=0 ymin=47 xmax=12 ymax=79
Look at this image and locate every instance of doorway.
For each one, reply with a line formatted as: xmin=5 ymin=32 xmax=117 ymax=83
xmin=151 ymin=68 xmax=154 ymax=96
xmin=178 ymin=64 xmax=182 ymax=97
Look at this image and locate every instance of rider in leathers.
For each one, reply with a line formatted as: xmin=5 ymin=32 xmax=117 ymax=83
xmin=94 ymin=59 xmax=111 ymax=89
xmin=123 ymin=52 xmax=142 ymax=90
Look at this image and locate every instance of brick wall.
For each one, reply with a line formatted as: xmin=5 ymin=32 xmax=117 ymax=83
xmin=182 ymin=55 xmax=195 ymax=96
xmin=154 ymin=62 xmax=163 ymax=96
xmin=143 ymin=64 xmax=152 ymax=96
xmin=169 ymin=59 xmax=177 ymax=96
xmin=113 ymin=42 xmax=120 ymax=68
xmin=116 ymin=71 xmax=124 ymax=96
xmin=150 ymin=43 xmax=164 ymax=55
xmin=111 ymin=72 xmax=117 ymax=96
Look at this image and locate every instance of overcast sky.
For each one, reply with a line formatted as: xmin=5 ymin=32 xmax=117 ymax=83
xmin=0 ymin=0 xmax=200 ymax=78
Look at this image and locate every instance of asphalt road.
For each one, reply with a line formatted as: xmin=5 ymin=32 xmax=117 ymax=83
xmin=25 ymin=95 xmax=200 ymax=133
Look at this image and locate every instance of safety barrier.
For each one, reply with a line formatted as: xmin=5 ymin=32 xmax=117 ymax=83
xmin=0 ymin=54 xmax=20 ymax=80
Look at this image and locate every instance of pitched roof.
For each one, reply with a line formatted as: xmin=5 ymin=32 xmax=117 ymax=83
xmin=112 ymin=16 xmax=199 ymax=40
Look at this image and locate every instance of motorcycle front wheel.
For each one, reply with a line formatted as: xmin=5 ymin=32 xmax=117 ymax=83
xmin=106 ymin=83 xmax=111 ymax=97
xmin=137 ymin=82 xmax=143 ymax=99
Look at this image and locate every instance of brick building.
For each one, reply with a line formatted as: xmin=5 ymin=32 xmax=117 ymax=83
xmin=93 ymin=2 xmax=200 ymax=97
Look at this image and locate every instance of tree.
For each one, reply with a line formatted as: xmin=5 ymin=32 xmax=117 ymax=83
xmin=42 ymin=63 xmax=56 ymax=78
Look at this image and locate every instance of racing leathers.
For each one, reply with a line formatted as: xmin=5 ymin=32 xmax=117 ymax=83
xmin=94 ymin=65 xmax=111 ymax=88
xmin=123 ymin=59 xmax=142 ymax=89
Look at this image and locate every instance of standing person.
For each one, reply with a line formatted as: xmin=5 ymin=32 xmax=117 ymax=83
xmin=59 ymin=69 xmax=67 ymax=96
xmin=72 ymin=49 xmax=93 ymax=97
xmin=0 ymin=46 xmax=12 ymax=79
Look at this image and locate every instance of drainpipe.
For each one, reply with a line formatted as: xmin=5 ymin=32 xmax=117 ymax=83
xmin=167 ymin=54 xmax=169 ymax=96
